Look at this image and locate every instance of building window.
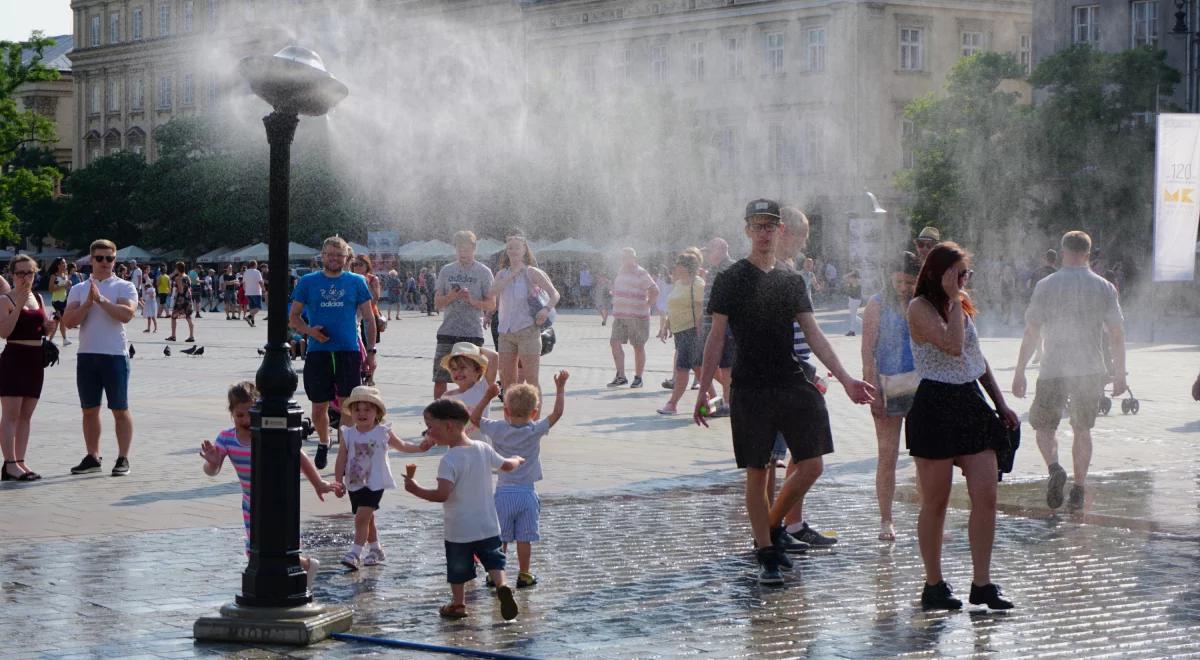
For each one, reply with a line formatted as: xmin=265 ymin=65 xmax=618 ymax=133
xmin=767 ymin=124 xmax=792 ymax=173
xmin=109 ymin=13 xmax=120 ymax=44
xmin=183 ymin=1 xmax=194 ymax=33
xmin=688 ymin=40 xmax=705 ymax=82
xmin=132 ymin=78 xmax=145 ymax=110
xmin=159 ymin=4 xmax=171 ymax=37
xmin=158 ymin=76 xmax=172 ymax=108
xmin=616 ymin=47 xmax=632 ymax=82
xmin=900 ymin=27 xmax=923 ymax=71
xmin=1073 ymin=5 xmax=1099 ymax=44
xmin=1019 ymin=34 xmax=1031 ymax=74
xmin=182 ymin=73 xmax=195 ymax=105
xmin=89 ymin=15 xmax=101 ymax=47
xmin=715 ymin=126 xmax=737 ymax=176
xmin=801 ymin=124 xmax=822 ymax=174
xmin=1131 ymin=1 xmax=1158 ymax=47
xmin=107 ymin=79 xmax=120 ymax=112
xmin=806 ymin=28 xmax=826 ymax=72
xmin=961 ymin=31 xmax=983 ymax=57
xmin=765 ymin=32 xmax=785 ymax=75
xmin=207 ymin=0 xmax=219 ymax=30
xmin=132 ymin=7 xmax=143 ymax=40
xmin=901 ymin=119 xmax=916 ymax=169
xmin=649 ymin=44 xmax=668 ymax=85
xmin=725 ymin=36 xmax=743 ymax=79
xmin=580 ymin=53 xmax=597 ymax=91
xmin=89 ymin=83 xmax=101 ymax=114
xmin=205 ymin=76 xmax=219 ymax=103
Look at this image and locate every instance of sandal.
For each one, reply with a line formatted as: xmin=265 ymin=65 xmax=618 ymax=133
xmin=656 ymin=404 xmax=678 ymax=415
xmin=438 ymin=603 xmax=468 ymax=619
xmin=878 ymin=521 xmax=896 ymax=542
xmin=15 ymin=460 xmax=40 ymax=481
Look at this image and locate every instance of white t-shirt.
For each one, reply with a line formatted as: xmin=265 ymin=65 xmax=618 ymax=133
xmin=130 ymin=268 xmax=143 ymax=289
xmin=442 ymin=381 xmax=488 ymax=440
xmin=66 ymin=276 xmax=138 ymax=356
xmin=437 ymin=440 xmax=506 ymax=543
xmin=242 ymin=268 xmax=264 ymax=296
xmin=340 ymin=424 xmax=396 ymax=492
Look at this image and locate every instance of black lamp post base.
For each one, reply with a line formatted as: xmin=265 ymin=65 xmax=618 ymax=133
xmin=194 ymin=601 xmax=352 ymax=646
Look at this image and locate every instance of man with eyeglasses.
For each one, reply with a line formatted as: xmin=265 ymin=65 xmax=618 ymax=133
xmin=63 ymin=239 xmax=139 ymax=477
xmin=290 ymin=236 xmax=377 ymax=469
xmin=694 ymin=199 xmax=874 ymax=586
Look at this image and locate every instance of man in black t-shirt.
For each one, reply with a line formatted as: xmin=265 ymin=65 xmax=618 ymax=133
xmin=695 ymin=198 xmax=874 ymax=586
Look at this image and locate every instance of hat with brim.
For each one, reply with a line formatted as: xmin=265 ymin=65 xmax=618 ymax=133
xmin=343 ymin=386 xmax=387 ymax=419
xmin=744 ymin=198 xmax=781 ymax=220
xmin=440 ymin=342 xmax=489 ymax=373
xmin=917 ymin=226 xmax=941 ymax=242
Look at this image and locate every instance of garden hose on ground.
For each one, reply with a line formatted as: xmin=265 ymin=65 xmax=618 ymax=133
xmin=329 ymin=631 xmax=537 ymax=659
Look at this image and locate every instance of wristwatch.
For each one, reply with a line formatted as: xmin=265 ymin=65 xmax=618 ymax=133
xmin=367 ymin=348 xmax=377 ymax=354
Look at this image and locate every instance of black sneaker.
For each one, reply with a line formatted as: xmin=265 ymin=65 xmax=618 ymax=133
xmin=314 ymin=444 xmax=329 ymax=470
xmin=792 ymin=522 xmax=838 ymax=547
xmin=1067 ymin=484 xmax=1085 ymax=509
xmin=630 ymin=376 xmax=643 ymax=388
xmin=70 ymin=454 xmax=102 ymax=474
xmin=968 ymin=583 xmax=1013 ymax=610
xmin=661 ymin=378 xmax=675 ymax=390
xmin=772 ymin=525 xmax=810 ymax=554
xmin=1047 ymin=463 xmax=1067 ymax=509
xmin=607 ymin=375 xmax=628 ymax=387
xmin=921 ymin=581 xmax=962 ymax=610
xmin=111 ymin=456 xmax=130 ymax=476
xmin=755 ymin=547 xmax=784 ymax=586
xmin=768 ymin=527 xmax=794 ymax=570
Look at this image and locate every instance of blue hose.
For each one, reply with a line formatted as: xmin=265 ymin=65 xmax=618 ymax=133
xmin=329 ymin=631 xmax=538 ymax=659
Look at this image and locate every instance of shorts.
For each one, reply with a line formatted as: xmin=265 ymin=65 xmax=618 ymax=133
xmin=1030 ymin=375 xmax=1106 ymax=431
xmin=51 ymin=300 xmax=66 ymax=318
xmin=302 ymin=350 xmax=362 ymax=403
xmin=729 ymin=380 xmax=833 ymax=468
xmin=703 ymin=325 xmax=736 ymax=369
xmin=610 ymin=317 xmax=650 ymax=346
xmin=432 ymin=334 xmax=485 ymax=383
xmin=157 ymin=293 xmax=168 ymax=305
xmin=223 ymin=290 xmax=237 ymax=305
xmin=444 ymin=535 xmax=506 ymax=584
xmin=672 ymin=328 xmax=700 ymax=371
xmin=770 ymin=433 xmax=788 ymax=462
xmin=499 ymin=324 xmax=541 ymax=356
xmin=0 ymin=344 xmax=45 ymax=398
xmin=348 ymin=488 xmax=383 ymax=513
xmin=495 ymin=486 xmax=540 ymax=543
xmin=248 ymin=295 xmax=263 ymax=310
xmin=76 ymin=353 xmax=131 ymax=410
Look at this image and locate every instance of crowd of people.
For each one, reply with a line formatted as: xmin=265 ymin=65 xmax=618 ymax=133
xmin=2 ymin=202 xmax=1196 ymax=623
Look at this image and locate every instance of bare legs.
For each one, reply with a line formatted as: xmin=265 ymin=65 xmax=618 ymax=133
xmin=313 ymin=401 xmax=331 ymax=447
xmin=779 ymin=456 xmax=823 ymax=529
xmin=873 ymin=415 xmax=903 ymax=531
xmin=609 ymin=340 xmax=625 ymax=378
xmin=914 ymin=451 xmax=998 ymax=586
xmin=1036 ymin=426 xmax=1091 ymax=486
xmin=82 ymin=406 xmax=133 ymax=460
xmin=353 ymin=507 xmax=378 ymax=546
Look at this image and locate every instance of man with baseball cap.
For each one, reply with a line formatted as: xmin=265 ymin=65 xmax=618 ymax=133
xmin=694 ymin=199 xmax=874 ymax=585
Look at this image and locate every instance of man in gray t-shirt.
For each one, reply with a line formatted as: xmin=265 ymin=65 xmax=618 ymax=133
xmin=433 ymin=231 xmax=496 ymax=397
xmin=1013 ymin=230 xmax=1125 ymax=511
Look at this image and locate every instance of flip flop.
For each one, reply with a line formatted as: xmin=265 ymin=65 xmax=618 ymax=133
xmin=439 ymin=603 xmax=468 ymax=619
xmin=496 ymin=585 xmax=519 ymax=621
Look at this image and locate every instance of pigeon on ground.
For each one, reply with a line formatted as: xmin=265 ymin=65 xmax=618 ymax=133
xmin=163 ymin=346 xmax=171 ymax=356
xmin=181 ymin=345 xmax=199 ymax=355
xmin=128 ymin=345 xmax=136 ymax=359
xmin=257 ymin=348 xmax=266 ymax=356
xmin=195 ymin=346 xmax=205 ymax=356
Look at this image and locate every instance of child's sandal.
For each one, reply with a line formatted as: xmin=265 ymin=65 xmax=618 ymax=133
xmin=438 ymin=603 xmax=468 ymax=619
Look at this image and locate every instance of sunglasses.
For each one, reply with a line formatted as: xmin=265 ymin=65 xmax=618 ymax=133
xmin=93 ymin=255 xmax=116 ymax=263
xmin=13 ymin=270 xmax=36 ymax=278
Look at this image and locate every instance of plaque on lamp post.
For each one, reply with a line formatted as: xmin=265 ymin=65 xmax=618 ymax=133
xmin=194 ymin=46 xmax=352 ymax=646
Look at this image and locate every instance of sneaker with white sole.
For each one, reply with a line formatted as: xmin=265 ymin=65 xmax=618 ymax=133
xmin=70 ymin=454 xmax=102 ymax=474
xmin=363 ymin=547 xmax=385 ymax=566
xmin=340 ymin=551 xmax=360 ymax=571
xmin=111 ymin=456 xmax=130 ymax=476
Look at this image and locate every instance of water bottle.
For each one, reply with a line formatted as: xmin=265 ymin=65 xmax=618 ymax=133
xmin=813 ymin=374 xmax=829 ymax=395
xmin=699 ymin=395 xmax=724 ymax=416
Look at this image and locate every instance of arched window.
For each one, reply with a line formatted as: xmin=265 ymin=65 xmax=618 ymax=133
xmin=84 ymin=130 xmax=102 ymax=166
xmin=126 ymin=127 xmax=146 ymax=156
xmin=104 ymin=128 xmax=122 ymax=155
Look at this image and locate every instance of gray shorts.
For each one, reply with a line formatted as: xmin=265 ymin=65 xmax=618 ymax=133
xmin=432 ymin=335 xmax=484 ymax=383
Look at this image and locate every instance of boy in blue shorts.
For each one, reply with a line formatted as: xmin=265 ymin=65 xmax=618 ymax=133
xmin=469 ymin=371 xmax=568 ymax=588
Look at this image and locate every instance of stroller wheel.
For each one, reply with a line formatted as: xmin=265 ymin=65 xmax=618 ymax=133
xmin=1129 ymin=398 xmax=1140 ymax=415
xmin=1120 ymin=399 xmax=1131 ymax=414
xmin=1098 ymin=397 xmax=1111 ymax=415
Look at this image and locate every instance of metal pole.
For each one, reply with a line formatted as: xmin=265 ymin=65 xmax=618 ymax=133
xmin=237 ymin=110 xmax=309 ymax=608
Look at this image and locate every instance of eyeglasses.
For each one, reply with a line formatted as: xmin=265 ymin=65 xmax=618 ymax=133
xmin=13 ymin=270 xmax=36 ymax=278
xmin=93 ymin=255 xmax=116 ymax=263
xmin=747 ymin=222 xmax=781 ymax=234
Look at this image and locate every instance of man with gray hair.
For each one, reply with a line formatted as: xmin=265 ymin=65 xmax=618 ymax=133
xmin=607 ymin=247 xmax=658 ymax=388
xmin=1013 ymin=230 xmax=1125 ymax=510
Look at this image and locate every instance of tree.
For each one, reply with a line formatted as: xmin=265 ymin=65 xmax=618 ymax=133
xmin=0 ymin=32 xmax=62 ymax=242
xmin=56 ymin=152 xmax=148 ymax=248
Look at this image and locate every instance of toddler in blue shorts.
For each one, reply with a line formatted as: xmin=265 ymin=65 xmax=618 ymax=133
xmin=469 ymin=370 xmax=569 ymax=589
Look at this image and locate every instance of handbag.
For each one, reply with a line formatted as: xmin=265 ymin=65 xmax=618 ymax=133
xmin=33 ymin=295 xmax=59 ymax=368
xmin=524 ymin=269 xmax=557 ymax=328
xmin=540 ymin=326 xmax=556 ymax=356
xmin=991 ymin=412 xmax=1021 ymax=481
xmin=879 ymin=371 xmax=920 ymax=410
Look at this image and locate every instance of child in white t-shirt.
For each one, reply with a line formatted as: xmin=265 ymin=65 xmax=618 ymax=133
xmin=439 ymin=342 xmax=499 ymax=439
xmin=140 ymin=281 xmax=157 ymax=332
xmin=334 ymin=386 xmax=431 ymax=571
xmin=404 ymin=398 xmax=523 ymax=621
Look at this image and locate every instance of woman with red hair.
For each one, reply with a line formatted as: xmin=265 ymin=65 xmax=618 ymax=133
xmin=906 ymin=242 xmax=1019 ymax=611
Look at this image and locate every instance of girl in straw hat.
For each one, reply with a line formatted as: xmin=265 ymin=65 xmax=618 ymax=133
xmin=334 ymin=385 xmax=433 ymax=570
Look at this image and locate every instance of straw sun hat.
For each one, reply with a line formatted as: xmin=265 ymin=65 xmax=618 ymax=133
xmin=343 ymin=386 xmax=387 ymax=419
xmin=440 ymin=342 xmax=489 ymax=373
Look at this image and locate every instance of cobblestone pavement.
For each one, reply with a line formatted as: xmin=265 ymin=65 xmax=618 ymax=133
xmin=0 ymin=309 xmax=1198 ymax=657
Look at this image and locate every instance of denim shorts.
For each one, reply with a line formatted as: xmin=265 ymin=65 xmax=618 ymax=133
xmin=444 ymin=535 xmax=506 ymax=584
xmin=247 ymin=295 xmax=263 ymax=310
xmin=77 ymin=353 xmax=131 ymax=410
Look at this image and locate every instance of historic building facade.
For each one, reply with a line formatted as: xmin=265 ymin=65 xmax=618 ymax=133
xmin=15 ymin=35 xmax=76 ymax=170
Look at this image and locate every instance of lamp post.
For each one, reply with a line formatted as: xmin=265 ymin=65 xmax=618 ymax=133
xmin=194 ymin=46 xmax=351 ymax=646
xmin=1173 ymin=0 xmax=1200 ymax=112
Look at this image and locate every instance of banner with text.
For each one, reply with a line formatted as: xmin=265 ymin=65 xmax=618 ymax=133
xmin=1153 ymin=114 xmax=1200 ymax=282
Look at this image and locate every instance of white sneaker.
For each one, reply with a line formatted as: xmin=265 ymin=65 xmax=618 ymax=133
xmin=362 ymin=547 xmax=385 ymax=566
xmin=306 ymin=558 xmax=320 ymax=591
xmin=63 ymin=339 xmax=72 ymax=346
xmin=340 ymin=551 xmax=360 ymax=571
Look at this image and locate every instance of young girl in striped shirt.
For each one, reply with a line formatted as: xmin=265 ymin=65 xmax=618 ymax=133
xmin=199 ymin=381 xmax=343 ymax=592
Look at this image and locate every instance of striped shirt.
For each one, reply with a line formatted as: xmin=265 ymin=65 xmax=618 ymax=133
xmin=779 ymin=260 xmax=812 ymax=361
xmin=611 ymin=266 xmax=658 ymax=320
xmin=214 ymin=429 xmax=253 ymax=549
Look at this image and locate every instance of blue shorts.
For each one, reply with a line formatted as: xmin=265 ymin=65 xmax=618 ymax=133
xmin=302 ymin=350 xmax=362 ymax=403
xmin=445 ymin=535 xmax=505 ymax=584
xmin=495 ymin=485 xmax=540 ymax=543
xmin=247 ymin=295 xmax=263 ymax=310
xmin=76 ymin=353 xmax=130 ymax=410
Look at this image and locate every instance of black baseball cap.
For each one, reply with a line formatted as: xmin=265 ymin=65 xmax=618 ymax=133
xmin=744 ymin=198 xmax=781 ymax=220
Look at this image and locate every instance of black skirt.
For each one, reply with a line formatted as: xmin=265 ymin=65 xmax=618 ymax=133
xmin=905 ymin=379 xmax=996 ymax=460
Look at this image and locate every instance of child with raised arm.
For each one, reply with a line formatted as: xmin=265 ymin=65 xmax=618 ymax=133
xmin=404 ymin=398 xmax=524 ymax=621
xmin=469 ymin=371 xmax=568 ymax=589
xmin=334 ymin=385 xmax=431 ymax=570
xmin=439 ymin=341 xmax=500 ymax=439
xmin=198 ymin=381 xmax=342 ymax=593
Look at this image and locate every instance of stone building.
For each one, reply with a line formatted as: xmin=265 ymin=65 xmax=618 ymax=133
xmin=14 ymin=35 xmax=75 ymax=170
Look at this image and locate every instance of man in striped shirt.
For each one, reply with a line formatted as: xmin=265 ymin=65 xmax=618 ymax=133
xmin=606 ymin=248 xmax=659 ymax=388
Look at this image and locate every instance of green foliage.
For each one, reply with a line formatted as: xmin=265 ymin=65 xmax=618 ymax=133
xmin=0 ymin=32 xmax=62 ymax=242
xmin=56 ymin=152 xmax=148 ymax=248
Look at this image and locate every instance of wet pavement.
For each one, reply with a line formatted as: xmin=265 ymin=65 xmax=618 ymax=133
xmin=0 ymin=309 xmax=1198 ymax=657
